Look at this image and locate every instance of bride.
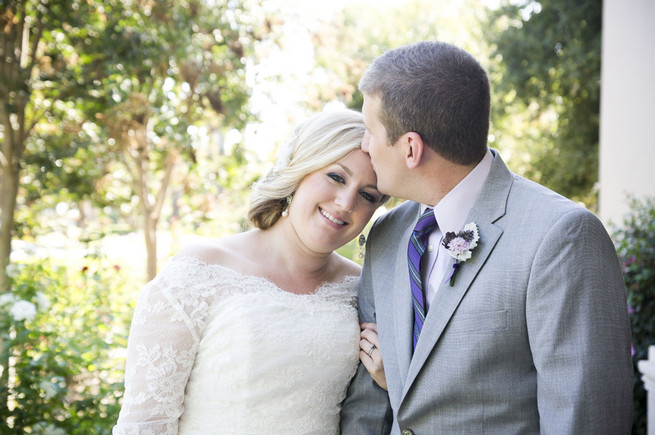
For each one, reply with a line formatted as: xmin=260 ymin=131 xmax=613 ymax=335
xmin=113 ymin=109 xmax=388 ymax=434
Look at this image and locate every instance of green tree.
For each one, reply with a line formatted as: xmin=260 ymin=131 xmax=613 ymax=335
xmin=86 ymin=0 xmax=267 ymax=281
xmin=310 ymin=0 xmax=490 ymax=112
xmin=0 ymin=0 xmax=104 ymax=403
xmin=0 ymin=0 xmax=274 ymax=411
xmin=0 ymin=0 xmax=96 ymax=293
xmin=1 ymin=0 xmax=273 ymax=286
xmin=485 ymin=0 xmax=602 ymax=208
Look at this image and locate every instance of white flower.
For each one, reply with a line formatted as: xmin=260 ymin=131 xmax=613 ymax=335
xmin=31 ymin=422 xmax=66 ymax=435
xmin=443 ymin=222 xmax=479 ymax=262
xmin=448 ymin=238 xmax=472 ymax=260
xmin=35 ymin=292 xmax=50 ymax=311
xmin=10 ymin=300 xmax=37 ymax=322
xmin=272 ymin=142 xmax=293 ymax=172
xmin=39 ymin=380 xmax=58 ymax=399
xmin=6 ymin=263 xmax=20 ymax=277
xmin=0 ymin=292 xmax=16 ymax=307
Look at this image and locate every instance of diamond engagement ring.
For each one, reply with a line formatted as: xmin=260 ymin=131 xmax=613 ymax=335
xmin=367 ymin=343 xmax=376 ymax=357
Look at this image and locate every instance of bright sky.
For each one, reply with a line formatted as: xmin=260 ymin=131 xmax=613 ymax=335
xmin=238 ymin=0 xmax=411 ymax=162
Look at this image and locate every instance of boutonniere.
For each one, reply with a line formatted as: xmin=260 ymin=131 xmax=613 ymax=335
xmin=442 ymin=222 xmax=479 ymax=286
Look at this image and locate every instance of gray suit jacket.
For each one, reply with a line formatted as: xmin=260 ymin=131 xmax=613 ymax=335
xmin=340 ymin=150 xmax=633 ymax=434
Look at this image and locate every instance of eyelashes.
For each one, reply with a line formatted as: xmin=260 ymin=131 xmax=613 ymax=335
xmin=328 ymin=173 xmax=345 ymax=184
xmin=327 ymin=173 xmax=379 ymax=204
xmin=360 ymin=191 xmax=377 ymax=203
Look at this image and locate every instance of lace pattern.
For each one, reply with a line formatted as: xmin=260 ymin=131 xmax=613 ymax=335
xmin=114 ymin=255 xmax=360 ymax=435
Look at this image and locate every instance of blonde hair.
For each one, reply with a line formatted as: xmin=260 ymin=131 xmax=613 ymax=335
xmin=248 ymin=109 xmax=366 ymax=229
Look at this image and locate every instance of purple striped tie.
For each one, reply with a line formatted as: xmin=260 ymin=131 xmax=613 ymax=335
xmin=408 ymin=208 xmax=437 ymax=350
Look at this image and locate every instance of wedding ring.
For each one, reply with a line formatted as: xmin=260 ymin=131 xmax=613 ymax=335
xmin=367 ymin=343 xmax=376 ymax=357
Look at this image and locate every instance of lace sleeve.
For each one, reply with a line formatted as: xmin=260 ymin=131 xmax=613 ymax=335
xmin=113 ymin=260 xmax=202 ymax=435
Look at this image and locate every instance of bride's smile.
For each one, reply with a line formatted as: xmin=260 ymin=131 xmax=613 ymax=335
xmin=286 ymin=149 xmax=381 ymax=254
xmin=319 ymin=207 xmax=346 ymax=226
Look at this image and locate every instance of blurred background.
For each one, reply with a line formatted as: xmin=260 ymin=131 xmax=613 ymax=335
xmin=1 ymin=0 xmax=654 ymax=433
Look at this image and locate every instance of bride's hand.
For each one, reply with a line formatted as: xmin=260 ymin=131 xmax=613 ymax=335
xmin=359 ymin=322 xmax=387 ymax=391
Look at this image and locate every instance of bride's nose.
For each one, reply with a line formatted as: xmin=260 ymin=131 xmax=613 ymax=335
xmin=334 ymin=188 xmax=356 ymax=212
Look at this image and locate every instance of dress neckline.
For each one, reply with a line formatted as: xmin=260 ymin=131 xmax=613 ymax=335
xmin=174 ymin=254 xmax=359 ymax=297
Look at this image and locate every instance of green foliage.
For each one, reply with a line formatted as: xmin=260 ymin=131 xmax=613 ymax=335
xmin=2 ymin=0 xmax=105 ymax=196
xmin=0 ymin=257 xmax=137 ymax=434
xmin=485 ymin=0 xmax=602 ymax=208
xmin=2 ymin=0 xmax=274 ymax=283
xmin=311 ymin=0 xmax=489 ymax=112
xmin=613 ymin=197 xmax=655 ymax=434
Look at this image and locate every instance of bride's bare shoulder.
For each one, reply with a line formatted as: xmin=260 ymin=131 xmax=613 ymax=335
xmin=176 ymin=232 xmax=254 ymax=268
xmin=330 ymin=253 xmax=362 ymax=280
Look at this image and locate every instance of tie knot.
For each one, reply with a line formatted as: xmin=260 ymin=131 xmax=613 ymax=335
xmin=414 ymin=208 xmax=437 ymax=235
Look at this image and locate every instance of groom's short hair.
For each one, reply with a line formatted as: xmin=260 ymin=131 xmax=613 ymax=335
xmin=359 ymin=41 xmax=490 ymax=166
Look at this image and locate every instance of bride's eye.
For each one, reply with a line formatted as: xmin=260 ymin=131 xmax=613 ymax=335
xmin=328 ymin=173 xmax=345 ymax=184
xmin=359 ymin=191 xmax=378 ymax=203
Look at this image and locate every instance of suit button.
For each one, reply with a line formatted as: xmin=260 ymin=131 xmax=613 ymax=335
xmin=402 ymin=430 xmax=414 ymax=435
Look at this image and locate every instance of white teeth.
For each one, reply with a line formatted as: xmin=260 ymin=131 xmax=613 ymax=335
xmin=320 ymin=209 xmax=345 ymax=225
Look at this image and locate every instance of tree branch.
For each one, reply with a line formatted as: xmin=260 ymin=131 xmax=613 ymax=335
xmin=24 ymin=14 xmax=45 ymax=81
xmin=152 ymin=147 xmax=177 ymax=221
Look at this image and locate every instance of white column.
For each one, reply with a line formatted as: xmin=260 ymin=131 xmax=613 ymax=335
xmin=599 ymin=0 xmax=655 ymax=226
xmin=639 ymin=346 xmax=655 ymax=435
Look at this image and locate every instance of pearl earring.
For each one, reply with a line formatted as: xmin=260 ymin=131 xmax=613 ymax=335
xmin=281 ymin=195 xmax=292 ymax=217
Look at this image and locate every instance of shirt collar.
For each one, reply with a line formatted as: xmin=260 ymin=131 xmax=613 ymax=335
xmin=420 ymin=149 xmax=494 ymax=234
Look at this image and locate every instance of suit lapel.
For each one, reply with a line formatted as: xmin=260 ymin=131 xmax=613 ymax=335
xmin=402 ymin=150 xmax=514 ymax=395
xmin=404 ymin=220 xmax=503 ymax=390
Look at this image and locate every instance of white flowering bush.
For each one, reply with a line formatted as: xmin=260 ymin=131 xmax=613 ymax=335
xmin=9 ymin=299 xmax=38 ymax=322
xmin=613 ymin=196 xmax=655 ymax=434
xmin=0 ymin=257 xmax=138 ymax=434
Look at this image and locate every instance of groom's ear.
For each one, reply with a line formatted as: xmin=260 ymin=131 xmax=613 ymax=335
xmin=403 ymin=132 xmax=425 ymax=169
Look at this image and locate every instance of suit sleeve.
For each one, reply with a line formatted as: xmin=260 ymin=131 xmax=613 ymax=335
xmin=526 ymin=208 xmax=633 ymax=434
xmin=340 ymin=224 xmax=393 ymax=434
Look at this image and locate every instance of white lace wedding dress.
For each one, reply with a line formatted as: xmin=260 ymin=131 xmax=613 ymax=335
xmin=113 ymin=255 xmax=360 ymax=435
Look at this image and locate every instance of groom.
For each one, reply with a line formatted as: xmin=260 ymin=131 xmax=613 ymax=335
xmin=340 ymin=41 xmax=633 ymax=434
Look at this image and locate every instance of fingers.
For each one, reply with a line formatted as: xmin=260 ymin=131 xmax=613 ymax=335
xmin=360 ymin=322 xmax=378 ymax=333
xmin=359 ymin=336 xmax=378 ymax=361
xmin=360 ymin=324 xmax=379 ymax=350
xmin=358 ymin=322 xmax=387 ymax=390
xmin=358 ymin=322 xmax=379 ymax=360
xmin=362 ymin=340 xmax=377 ymax=358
